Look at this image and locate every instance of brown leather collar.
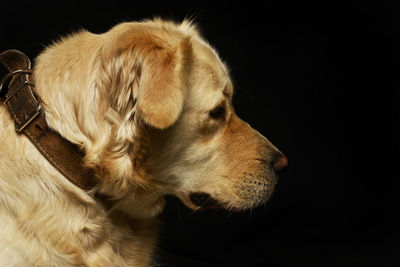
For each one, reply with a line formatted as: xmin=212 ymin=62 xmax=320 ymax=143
xmin=0 ymin=49 xmax=98 ymax=191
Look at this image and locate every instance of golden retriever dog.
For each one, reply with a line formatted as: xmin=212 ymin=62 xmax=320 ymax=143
xmin=0 ymin=18 xmax=287 ymax=266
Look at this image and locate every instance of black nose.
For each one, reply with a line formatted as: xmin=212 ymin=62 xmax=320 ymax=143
xmin=272 ymin=155 xmax=288 ymax=173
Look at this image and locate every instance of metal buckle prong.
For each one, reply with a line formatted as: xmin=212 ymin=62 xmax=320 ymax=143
xmin=15 ymin=105 xmax=41 ymax=133
xmin=4 ymin=81 xmax=31 ymax=104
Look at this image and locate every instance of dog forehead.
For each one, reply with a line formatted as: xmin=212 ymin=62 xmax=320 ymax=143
xmin=193 ymin=38 xmax=229 ymax=81
xmin=188 ymin=64 xmax=231 ymax=110
xmin=189 ymin=38 xmax=233 ymax=106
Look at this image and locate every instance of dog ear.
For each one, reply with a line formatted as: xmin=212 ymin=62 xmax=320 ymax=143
xmin=135 ymin=36 xmax=191 ymax=129
xmin=99 ymin=25 xmax=192 ymax=129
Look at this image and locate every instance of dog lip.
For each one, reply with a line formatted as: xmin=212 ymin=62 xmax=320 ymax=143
xmin=189 ymin=192 xmax=222 ymax=209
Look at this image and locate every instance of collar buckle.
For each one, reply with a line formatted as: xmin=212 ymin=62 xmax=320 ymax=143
xmin=1 ymin=68 xmax=41 ymax=132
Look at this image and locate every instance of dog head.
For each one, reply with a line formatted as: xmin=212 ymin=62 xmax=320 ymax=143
xmin=142 ymin=35 xmax=287 ymax=211
xmin=34 ymin=19 xmax=287 ymax=217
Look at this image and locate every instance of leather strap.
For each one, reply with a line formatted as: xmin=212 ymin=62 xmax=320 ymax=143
xmin=0 ymin=49 xmax=98 ymax=191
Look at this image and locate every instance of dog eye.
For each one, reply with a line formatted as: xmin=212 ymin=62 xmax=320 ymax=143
xmin=209 ymin=104 xmax=225 ymax=119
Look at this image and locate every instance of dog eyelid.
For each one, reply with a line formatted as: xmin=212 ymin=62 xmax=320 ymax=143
xmin=209 ymin=102 xmax=226 ymax=120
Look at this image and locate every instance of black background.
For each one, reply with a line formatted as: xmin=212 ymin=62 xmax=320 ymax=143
xmin=1 ymin=1 xmax=399 ymax=266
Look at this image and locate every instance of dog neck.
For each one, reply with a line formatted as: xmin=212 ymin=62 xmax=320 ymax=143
xmin=0 ymin=49 xmax=99 ymax=191
xmin=1 ymin=46 xmax=165 ymax=219
xmin=31 ymin=35 xmax=165 ymax=217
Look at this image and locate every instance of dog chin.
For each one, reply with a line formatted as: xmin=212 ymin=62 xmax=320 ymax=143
xmin=176 ymin=192 xmax=245 ymax=211
xmin=177 ymin=188 xmax=276 ymax=212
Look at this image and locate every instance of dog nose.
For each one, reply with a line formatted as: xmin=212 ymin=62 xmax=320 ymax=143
xmin=273 ymin=155 xmax=288 ymax=173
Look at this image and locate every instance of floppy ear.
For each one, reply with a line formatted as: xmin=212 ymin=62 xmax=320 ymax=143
xmin=99 ymin=24 xmax=192 ymax=129
xmin=135 ymin=36 xmax=191 ymax=129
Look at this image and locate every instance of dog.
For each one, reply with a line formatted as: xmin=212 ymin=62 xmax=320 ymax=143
xmin=0 ymin=18 xmax=287 ymax=266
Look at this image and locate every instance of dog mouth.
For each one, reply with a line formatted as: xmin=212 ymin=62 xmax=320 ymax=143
xmin=189 ymin=192 xmax=224 ymax=209
xmin=184 ymin=175 xmax=278 ymax=211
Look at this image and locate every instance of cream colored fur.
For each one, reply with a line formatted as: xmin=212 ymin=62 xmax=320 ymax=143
xmin=0 ymin=19 xmax=283 ymax=266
